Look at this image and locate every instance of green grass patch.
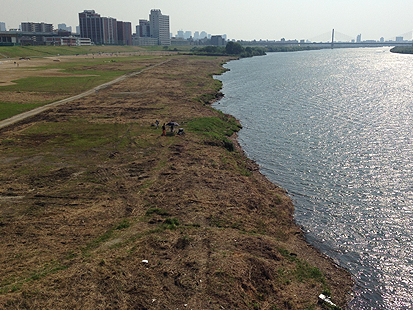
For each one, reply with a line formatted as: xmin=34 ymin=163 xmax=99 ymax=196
xmin=146 ymin=208 xmax=170 ymax=216
xmin=115 ymin=219 xmax=131 ymax=230
xmin=83 ymin=218 xmax=133 ymax=253
xmin=186 ymin=114 xmax=241 ymax=151
xmin=0 ymin=261 xmax=68 ymax=294
xmin=277 ymin=246 xmax=330 ymax=297
xmin=0 ymin=45 xmax=148 ymax=59
xmin=0 ymin=102 xmax=46 ymax=120
xmin=1 ymin=74 xmax=116 ymax=94
xmin=139 ymin=45 xmax=192 ymax=52
xmin=162 ymin=218 xmax=180 ymax=230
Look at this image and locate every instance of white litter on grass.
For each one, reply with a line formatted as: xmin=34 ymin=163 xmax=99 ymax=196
xmin=142 ymin=259 xmax=149 ymax=264
xmin=318 ymin=294 xmax=337 ymax=307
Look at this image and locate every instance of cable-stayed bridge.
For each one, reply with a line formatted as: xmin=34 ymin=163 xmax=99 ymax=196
xmin=310 ymin=31 xmax=354 ymax=43
xmin=309 ymin=30 xmax=413 ymax=43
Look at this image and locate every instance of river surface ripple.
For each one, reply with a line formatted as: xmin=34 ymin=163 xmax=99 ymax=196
xmin=213 ymin=47 xmax=413 ymax=309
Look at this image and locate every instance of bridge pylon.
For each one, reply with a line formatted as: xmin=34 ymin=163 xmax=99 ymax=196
xmin=331 ymin=29 xmax=335 ymax=49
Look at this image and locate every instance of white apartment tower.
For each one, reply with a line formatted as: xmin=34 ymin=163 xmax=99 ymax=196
xmin=149 ymin=9 xmax=170 ymax=45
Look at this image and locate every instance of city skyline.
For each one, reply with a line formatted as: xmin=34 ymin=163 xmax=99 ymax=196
xmin=1 ymin=0 xmax=413 ymax=41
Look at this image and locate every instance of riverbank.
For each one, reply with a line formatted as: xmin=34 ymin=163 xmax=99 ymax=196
xmin=390 ymin=46 xmax=413 ymax=54
xmin=0 ymin=54 xmax=353 ymax=309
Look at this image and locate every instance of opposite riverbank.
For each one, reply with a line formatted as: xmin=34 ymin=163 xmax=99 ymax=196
xmin=390 ymin=46 xmax=413 ymax=54
xmin=0 ymin=52 xmax=353 ymax=309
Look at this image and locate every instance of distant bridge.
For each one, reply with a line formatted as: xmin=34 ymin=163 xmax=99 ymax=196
xmin=252 ymin=41 xmax=413 ymax=49
xmin=245 ymin=29 xmax=413 ymax=48
xmin=309 ymin=29 xmax=413 ymax=43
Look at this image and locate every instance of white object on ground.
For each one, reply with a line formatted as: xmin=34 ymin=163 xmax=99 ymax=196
xmin=318 ymin=294 xmax=337 ymax=307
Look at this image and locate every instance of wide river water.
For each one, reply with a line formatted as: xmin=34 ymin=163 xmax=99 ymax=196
xmin=213 ymin=47 xmax=413 ymax=309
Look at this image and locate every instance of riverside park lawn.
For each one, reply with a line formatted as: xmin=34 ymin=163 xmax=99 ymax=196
xmin=0 ymin=49 xmax=353 ymax=310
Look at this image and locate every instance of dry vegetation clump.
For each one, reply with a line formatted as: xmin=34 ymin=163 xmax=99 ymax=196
xmin=0 ymin=55 xmax=353 ymax=309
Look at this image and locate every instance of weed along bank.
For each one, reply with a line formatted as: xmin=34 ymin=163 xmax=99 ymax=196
xmin=0 ymin=47 xmax=353 ymax=309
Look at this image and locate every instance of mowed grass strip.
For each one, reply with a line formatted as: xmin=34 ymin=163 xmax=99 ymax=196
xmin=1 ymin=76 xmax=104 ymax=93
xmin=0 ymin=102 xmax=46 ymax=121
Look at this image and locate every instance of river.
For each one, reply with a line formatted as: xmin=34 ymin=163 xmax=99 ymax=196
xmin=213 ymin=47 xmax=413 ymax=309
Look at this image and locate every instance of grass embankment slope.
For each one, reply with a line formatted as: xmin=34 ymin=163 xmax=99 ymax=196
xmin=0 ymin=48 xmax=353 ymax=309
xmin=390 ymin=46 xmax=413 ymax=54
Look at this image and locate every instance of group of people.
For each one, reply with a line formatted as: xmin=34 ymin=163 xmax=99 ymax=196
xmin=155 ymin=120 xmax=184 ymax=136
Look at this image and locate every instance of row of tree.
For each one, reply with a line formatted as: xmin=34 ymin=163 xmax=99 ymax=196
xmin=191 ymin=42 xmax=266 ymax=58
xmin=191 ymin=42 xmax=321 ymax=58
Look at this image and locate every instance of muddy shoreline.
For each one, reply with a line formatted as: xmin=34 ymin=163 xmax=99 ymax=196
xmin=0 ymin=55 xmax=353 ymax=309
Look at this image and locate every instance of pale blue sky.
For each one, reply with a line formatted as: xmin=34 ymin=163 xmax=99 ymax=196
xmin=1 ymin=0 xmax=412 ymax=41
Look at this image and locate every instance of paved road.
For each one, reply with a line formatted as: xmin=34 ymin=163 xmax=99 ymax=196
xmin=0 ymin=59 xmax=169 ymax=130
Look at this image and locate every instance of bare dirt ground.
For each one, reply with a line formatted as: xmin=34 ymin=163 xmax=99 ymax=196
xmin=0 ymin=55 xmax=353 ymax=309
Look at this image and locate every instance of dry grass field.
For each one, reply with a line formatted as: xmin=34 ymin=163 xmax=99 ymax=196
xmin=0 ymin=51 xmax=353 ymax=310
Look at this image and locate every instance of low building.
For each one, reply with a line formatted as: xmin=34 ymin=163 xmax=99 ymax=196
xmin=0 ymin=30 xmax=92 ymax=46
xmin=170 ymin=37 xmax=190 ymax=45
xmin=77 ymin=37 xmax=92 ymax=46
xmin=0 ymin=31 xmax=17 ymax=46
xmin=132 ymin=35 xmax=158 ymax=46
xmin=211 ymin=35 xmax=225 ymax=46
xmin=45 ymin=36 xmax=78 ymax=46
xmin=21 ymin=22 xmax=53 ymax=33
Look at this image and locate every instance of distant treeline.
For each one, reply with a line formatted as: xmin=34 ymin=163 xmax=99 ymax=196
xmin=390 ymin=46 xmax=413 ymax=54
xmin=190 ymin=42 xmax=266 ymax=58
xmin=265 ymin=45 xmax=321 ymax=53
xmin=190 ymin=42 xmax=321 ymax=58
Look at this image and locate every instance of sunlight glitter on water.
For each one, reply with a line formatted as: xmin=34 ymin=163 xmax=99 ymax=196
xmin=214 ymin=47 xmax=413 ymax=309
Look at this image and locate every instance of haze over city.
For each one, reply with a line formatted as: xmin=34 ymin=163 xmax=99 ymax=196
xmin=1 ymin=0 xmax=413 ymax=41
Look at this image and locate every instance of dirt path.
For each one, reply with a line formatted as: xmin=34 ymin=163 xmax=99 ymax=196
xmin=0 ymin=59 xmax=170 ymax=130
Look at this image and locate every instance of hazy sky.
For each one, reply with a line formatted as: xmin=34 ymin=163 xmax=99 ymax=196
xmin=1 ymin=0 xmax=412 ymax=41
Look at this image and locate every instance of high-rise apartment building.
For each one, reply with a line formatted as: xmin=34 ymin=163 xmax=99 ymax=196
xmin=149 ymin=9 xmax=170 ymax=45
xmin=79 ymin=10 xmax=105 ymax=45
xmin=137 ymin=19 xmax=150 ymax=38
xmin=0 ymin=22 xmax=6 ymax=32
xmin=79 ymin=10 xmax=121 ymax=45
xmin=117 ymin=21 xmax=132 ymax=45
xmin=21 ymin=22 xmax=53 ymax=33
xmin=102 ymin=17 xmax=118 ymax=45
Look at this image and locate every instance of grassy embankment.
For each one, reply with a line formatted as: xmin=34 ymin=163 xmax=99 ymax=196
xmin=0 ymin=47 xmax=352 ymax=309
xmin=390 ymin=46 xmax=413 ymax=54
